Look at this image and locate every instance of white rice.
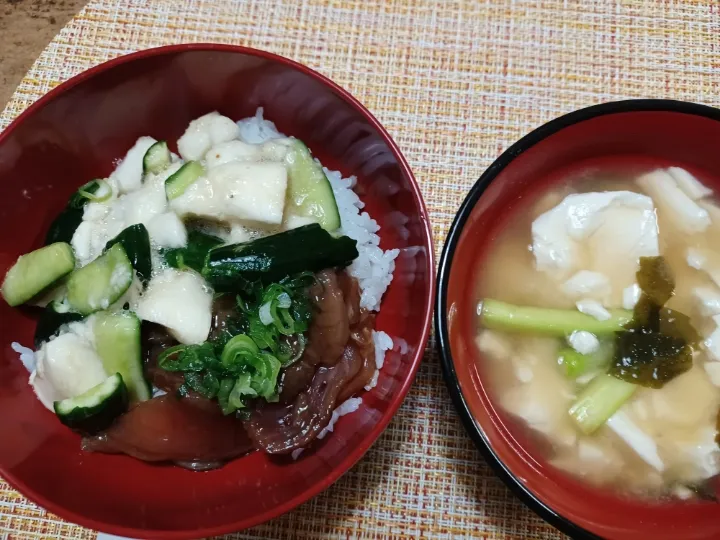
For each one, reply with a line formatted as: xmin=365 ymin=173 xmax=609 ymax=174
xmin=11 ymin=342 xmax=36 ymax=372
xmin=237 ymin=108 xmax=399 ymax=312
xmin=364 ymin=330 xmax=394 ymax=391
xmin=237 ymin=109 xmax=399 ymax=459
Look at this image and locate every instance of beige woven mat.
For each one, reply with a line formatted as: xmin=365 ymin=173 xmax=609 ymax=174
xmin=1 ymin=0 xmax=719 ymax=538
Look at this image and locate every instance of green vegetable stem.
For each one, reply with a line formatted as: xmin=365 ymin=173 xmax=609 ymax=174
xmin=479 ymin=299 xmax=632 ymax=335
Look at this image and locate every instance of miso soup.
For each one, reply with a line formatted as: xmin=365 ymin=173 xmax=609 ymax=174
xmin=476 ymin=164 xmax=720 ymax=499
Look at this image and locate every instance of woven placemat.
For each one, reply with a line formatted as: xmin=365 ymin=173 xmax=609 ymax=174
xmin=1 ymin=1 xmax=719 ymax=538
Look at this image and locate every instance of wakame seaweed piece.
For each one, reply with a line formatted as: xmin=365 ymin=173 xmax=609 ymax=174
xmin=628 ymin=294 xmax=661 ymax=331
xmin=105 ymin=224 xmax=152 ymax=282
xmin=202 ymin=224 xmax=358 ymax=292
xmin=636 ymin=256 xmax=675 ymax=306
xmin=609 ymin=330 xmax=692 ymax=388
xmin=608 ymin=255 xmax=698 ymax=389
xmin=660 ymin=307 xmax=701 ymax=347
xmin=163 ymin=229 xmax=224 ymax=273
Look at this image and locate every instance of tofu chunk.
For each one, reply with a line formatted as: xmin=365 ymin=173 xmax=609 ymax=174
xmin=704 ymin=325 xmax=720 ymax=361
xmin=111 ymin=136 xmax=157 ymax=194
xmin=205 ymin=140 xmax=261 ymax=169
xmin=687 ymin=247 xmax=720 ymax=288
xmin=135 ymin=269 xmax=212 ymax=344
xmin=562 ymin=271 xmax=611 ymax=300
xmin=72 ymin=174 xmax=168 ymax=265
xmin=283 ymin=213 xmax=317 ymax=231
xmin=567 ymin=330 xmax=599 ymax=354
xmin=213 ymin=162 xmax=287 ymax=225
xmin=576 ymin=299 xmax=611 ymax=321
xmin=667 ymin=167 xmax=712 ymax=200
xmin=532 ymin=192 xmax=659 ymax=293
xmin=146 ymin=212 xmax=188 ymax=248
xmin=637 ymin=169 xmax=710 ymax=233
xmin=32 ymin=329 xmax=108 ymax=411
xmin=117 ymin=175 xmax=168 ymax=226
xmin=171 ymin=162 xmax=288 ymax=226
xmin=622 ymin=284 xmax=641 ymax=310
xmin=178 ymin=112 xmax=240 ymax=161
xmin=692 ymin=286 xmax=720 ymax=317
xmin=475 ymin=329 xmax=514 ymax=361
xmin=607 ymin=410 xmax=665 ymax=472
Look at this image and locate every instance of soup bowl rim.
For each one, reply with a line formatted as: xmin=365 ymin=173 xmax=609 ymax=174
xmin=434 ymin=98 xmax=720 ymax=539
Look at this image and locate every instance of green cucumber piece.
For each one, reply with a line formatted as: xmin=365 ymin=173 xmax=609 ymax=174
xmin=143 ymin=141 xmax=171 ymax=174
xmin=163 ymin=229 xmax=224 ymax=273
xmin=66 ymin=243 xmax=133 ymax=315
xmin=45 ymin=207 xmax=84 ymax=245
xmin=202 ymin=224 xmax=358 ymax=291
xmin=45 ymin=180 xmax=112 ymax=245
xmin=94 ymin=311 xmax=151 ymax=402
xmin=165 ymin=161 xmax=204 ymax=200
xmin=104 ymin=224 xmax=152 ymax=282
xmin=34 ymin=306 xmax=84 ymax=348
xmin=1 ymin=242 xmax=75 ymax=306
xmin=54 ymin=373 xmax=128 ymax=434
xmin=285 ymin=139 xmax=341 ymax=231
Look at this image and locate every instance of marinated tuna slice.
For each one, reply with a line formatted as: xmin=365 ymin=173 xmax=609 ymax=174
xmin=82 ymin=395 xmax=253 ymax=463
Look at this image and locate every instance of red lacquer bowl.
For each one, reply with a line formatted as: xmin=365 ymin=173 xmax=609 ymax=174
xmin=0 ymin=45 xmax=434 ymax=538
xmin=436 ymin=100 xmax=720 ymax=540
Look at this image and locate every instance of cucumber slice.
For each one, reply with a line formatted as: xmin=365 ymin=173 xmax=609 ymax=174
xmin=94 ymin=311 xmax=151 ymax=402
xmin=54 ymin=373 xmax=128 ymax=434
xmin=104 ymin=224 xmax=152 ymax=282
xmin=45 ymin=208 xmax=84 ymax=245
xmin=1 ymin=242 xmax=75 ymax=307
xmin=203 ymin=223 xmax=358 ymax=291
xmin=143 ymin=141 xmax=171 ymax=174
xmin=45 ymin=180 xmax=112 ymax=245
xmin=285 ymin=139 xmax=341 ymax=231
xmin=34 ymin=306 xmax=84 ymax=348
xmin=66 ymin=243 xmax=133 ymax=315
xmin=165 ymin=161 xmax=204 ymax=200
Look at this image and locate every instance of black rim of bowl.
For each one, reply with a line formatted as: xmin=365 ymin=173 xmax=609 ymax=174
xmin=435 ymin=99 xmax=720 ymax=540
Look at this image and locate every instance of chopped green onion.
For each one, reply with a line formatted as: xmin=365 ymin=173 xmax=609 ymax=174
xmin=184 ymin=371 xmax=220 ymax=398
xmin=247 ymin=352 xmax=281 ymax=398
xmin=277 ymin=292 xmax=292 ymax=309
xmin=280 ymin=334 xmax=306 ymax=366
xmin=72 ymin=179 xmax=112 ymax=206
xmin=217 ymin=378 xmax=236 ymax=414
xmin=221 ymin=334 xmax=260 ymax=368
xmin=158 ymin=343 xmax=215 ymax=372
xmin=228 ymin=374 xmax=257 ymax=409
xmin=156 ymin=271 xmax=315 ymax=415
xmin=259 ymin=301 xmax=273 ymax=325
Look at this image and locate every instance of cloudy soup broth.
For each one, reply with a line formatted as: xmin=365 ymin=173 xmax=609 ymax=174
xmin=475 ymin=160 xmax=720 ymax=499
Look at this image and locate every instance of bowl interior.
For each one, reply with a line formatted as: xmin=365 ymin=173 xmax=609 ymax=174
xmin=0 ymin=46 xmax=433 ymax=537
xmin=443 ymin=104 xmax=720 ymax=540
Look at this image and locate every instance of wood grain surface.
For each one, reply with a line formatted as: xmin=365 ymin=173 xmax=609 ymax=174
xmin=0 ymin=0 xmax=87 ymax=108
